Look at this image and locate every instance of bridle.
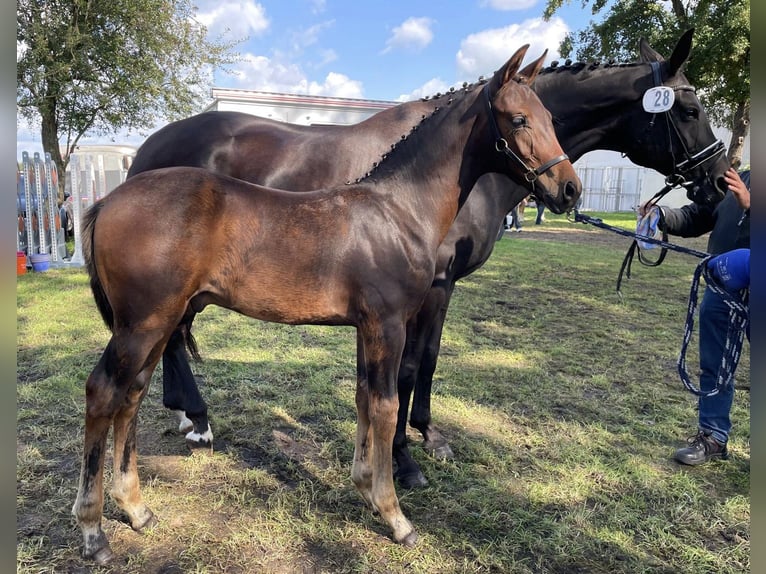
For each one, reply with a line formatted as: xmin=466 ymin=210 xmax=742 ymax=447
xmin=644 ymin=61 xmax=726 ymax=195
xmin=484 ymin=85 xmax=570 ymax=194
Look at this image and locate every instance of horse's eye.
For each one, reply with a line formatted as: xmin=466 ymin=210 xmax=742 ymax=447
xmin=683 ymin=107 xmax=699 ymax=120
xmin=511 ymin=115 xmax=527 ymax=129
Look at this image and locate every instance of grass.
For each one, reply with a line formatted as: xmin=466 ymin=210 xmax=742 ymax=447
xmin=17 ymin=213 xmax=749 ymax=573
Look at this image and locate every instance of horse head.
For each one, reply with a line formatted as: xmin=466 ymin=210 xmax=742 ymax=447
xmin=485 ymin=46 xmax=582 ymax=214
xmin=632 ymin=29 xmax=729 ymax=205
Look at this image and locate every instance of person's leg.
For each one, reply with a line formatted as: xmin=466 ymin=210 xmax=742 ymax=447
xmin=511 ymin=206 xmax=521 ymax=231
xmin=535 ymin=202 xmax=545 ymax=224
xmin=675 ymin=286 xmax=734 ymax=464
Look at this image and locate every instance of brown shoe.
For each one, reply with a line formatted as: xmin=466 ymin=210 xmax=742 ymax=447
xmin=674 ymin=430 xmax=728 ymax=466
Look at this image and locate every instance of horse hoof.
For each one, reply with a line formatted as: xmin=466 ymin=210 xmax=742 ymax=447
xmin=185 ymin=429 xmax=214 ymax=453
xmin=395 ymin=469 xmax=429 ymax=489
xmin=91 ymin=546 xmax=115 ymax=566
xmin=398 ymin=530 xmax=419 ymax=547
xmin=424 ymin=442 xmax=454 ymax=461
xmin=133 ymin=511 xmax=158 ymax=532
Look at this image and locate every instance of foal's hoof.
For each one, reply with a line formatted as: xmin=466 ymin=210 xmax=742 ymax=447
xmin=423 ymin=441 xmax=454 ymax=461
xmin=395 ymin=468 xmax=429 ymax=489
xmin=133 ymin=511 xmax=158 ymax=532
xmin=89 ymin=545 xmax=116 ymax=566
xmin=397 ymin=530 xmax=419 ymax=547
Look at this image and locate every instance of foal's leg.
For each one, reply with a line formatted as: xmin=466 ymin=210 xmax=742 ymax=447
xmin=161 ymin=328 xmax=213 ymax=450
xmin=71 ymin=357 xmax=115 ymax=565
xmin=111 ymin=362 xmax=161 ymax=531
xmin=73 ymin=332 xmax=162 ymax=564
xmin=355 ymin=319 xmax=417 ymax=546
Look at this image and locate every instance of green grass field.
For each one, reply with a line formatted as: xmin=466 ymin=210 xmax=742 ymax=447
xmin=17 ymin=214 xmax=749 ymax=573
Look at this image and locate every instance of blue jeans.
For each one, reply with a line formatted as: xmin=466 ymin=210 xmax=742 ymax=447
xmin=697 ymin=286 xmax=748 ymax=444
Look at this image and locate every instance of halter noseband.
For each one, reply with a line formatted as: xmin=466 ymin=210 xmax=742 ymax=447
xmin=647 ymin=61 xmax=726 ymax=189
xmin=483 ymin=85 xmax=569 ymax=184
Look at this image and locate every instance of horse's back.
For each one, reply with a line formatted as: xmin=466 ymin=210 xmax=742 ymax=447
xmin=128 ymin=102 xmax=435 ymax=189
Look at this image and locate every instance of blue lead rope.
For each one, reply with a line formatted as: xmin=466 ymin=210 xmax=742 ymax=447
xmin=571 ymin=209 xmax=749 ymax=398
xmin=678 ymin=259 xmax=749 ymax=397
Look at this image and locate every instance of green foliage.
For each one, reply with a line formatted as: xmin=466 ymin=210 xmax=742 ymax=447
xmin=542 ymin=0 xmax=750 ymax=129
xmin=16 ymin=0 xmax=241 ymax=180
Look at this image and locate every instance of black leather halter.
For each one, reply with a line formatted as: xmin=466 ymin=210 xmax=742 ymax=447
xmin=483 ymin=85 xmax=570 ymax=184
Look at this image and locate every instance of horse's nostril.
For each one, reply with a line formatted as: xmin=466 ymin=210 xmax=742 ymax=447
xmin=564 ymin=181 xmax=578 ymax=201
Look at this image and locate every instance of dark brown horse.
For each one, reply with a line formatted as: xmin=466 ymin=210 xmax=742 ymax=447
xmin=127 ymin=29 xmax=729 ymax=488
xmin=72 ymin=45 xmax=581 ymax=563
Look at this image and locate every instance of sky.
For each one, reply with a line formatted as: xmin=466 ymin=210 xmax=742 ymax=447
xmin=17 ymin=0 xmax=597 ymax=158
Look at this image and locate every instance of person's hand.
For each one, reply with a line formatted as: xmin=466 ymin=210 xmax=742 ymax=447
xmin=637 ymin=201 xmax=659 ymax=217
xmin=706 ymin=248 xmax=750 ymax=291
xmin=724 ymin=168 xmax=750 ymax=210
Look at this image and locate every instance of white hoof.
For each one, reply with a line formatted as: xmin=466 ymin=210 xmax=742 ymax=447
xmin=185 ymin=428 xmax=213 ymax=446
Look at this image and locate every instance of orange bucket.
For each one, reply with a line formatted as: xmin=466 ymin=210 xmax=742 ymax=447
xmin=17 ymin=251 xmax=27 ymax=276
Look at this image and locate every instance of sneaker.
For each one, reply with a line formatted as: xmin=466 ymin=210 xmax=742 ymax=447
xmin=674 ymin=430 xmax=728 ymax=465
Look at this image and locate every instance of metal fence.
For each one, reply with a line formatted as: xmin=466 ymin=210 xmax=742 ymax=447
xmin=575 ymin=166 xmax=644 ymax=212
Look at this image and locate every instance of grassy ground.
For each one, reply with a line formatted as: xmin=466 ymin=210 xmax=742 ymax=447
xmin=17 ymin=213 xmax=749 ymax=573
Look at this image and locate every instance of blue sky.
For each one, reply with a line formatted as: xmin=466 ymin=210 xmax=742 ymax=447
xmin=18 ymin=0 xmax=596 ymax=156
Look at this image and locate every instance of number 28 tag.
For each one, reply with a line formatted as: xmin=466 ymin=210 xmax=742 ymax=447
xmin=642 ymin=86 xmax=675 ymax=113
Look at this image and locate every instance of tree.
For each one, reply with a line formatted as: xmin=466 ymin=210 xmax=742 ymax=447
xmin=17 ymin=0 xmax=240 ymax=203
xmin=543 ymin=0 xmax=750 ymax=168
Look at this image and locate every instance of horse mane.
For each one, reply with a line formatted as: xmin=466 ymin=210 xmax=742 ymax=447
xmin=349 ymin=81 xmax=484 ymax=184
xmin=538 ymin=59 xmax=642 ymax=75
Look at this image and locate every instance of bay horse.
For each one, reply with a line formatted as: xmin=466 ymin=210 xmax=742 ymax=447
xmin=72 ymin=45 xmax=581 ymax=563
xmin=127 ymin=29 xmax=729 ymax=487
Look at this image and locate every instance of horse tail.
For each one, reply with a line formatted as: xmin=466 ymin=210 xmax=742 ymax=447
xmin=179 ymin=312 xmax=203 ymax=362
xmin=81 ymin=202 xmax=115 ymax=332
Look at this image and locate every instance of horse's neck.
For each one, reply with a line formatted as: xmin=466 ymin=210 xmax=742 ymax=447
xmin=366 ymin=88 xmax=491 ymax=243
xmin=534 ymin=64 xmax=647 ymax=162
xmin=355 ymin=99 xmax=438 ymax=140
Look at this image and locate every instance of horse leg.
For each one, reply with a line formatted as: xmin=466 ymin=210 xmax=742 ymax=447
xmin=71 ymin=363 xmax=113 ymax=564
xmin=162 ymin=327 xmax=213 ymax=451
xmin=351 ymin=331 xmax=374 ymax=507
xmin=393 ymin=319 xmax=429 ymax=489
xmin=72 ymin=332 xmax=163 ymax=564
xmin=354 ymin=318 xmax=417 ymax=547
xmin=111 ymin=363 xmax=161 ymax=532
xmin=411 ymin=284 xmax=455 ymax=461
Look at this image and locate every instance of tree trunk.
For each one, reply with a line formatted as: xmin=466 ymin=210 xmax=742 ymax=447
xmin=40 ymin=107 xmax=68 ymax=206
xmin=727 ymin=100 xmax=749 ymax=171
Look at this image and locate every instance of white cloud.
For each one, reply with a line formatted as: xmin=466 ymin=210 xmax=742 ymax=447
xmin=195 ymin=0 xmax=269 ymax=41
xmin=383 ymin=17 xmax=435 ymax=54
xmin=291 ymin=20 xmax=335 ymax=51
xmin=479 ymin=0 xmax=538 ymax=10
xmin=396 ymin=78 xmax=451 ymax=102
xmin=310 ymin=0 xmax=327 ymax=14
xmin=455 ymin=17 xmax=569 ymax=81
xmin=228 ymin=53 xmax=363 ymax=98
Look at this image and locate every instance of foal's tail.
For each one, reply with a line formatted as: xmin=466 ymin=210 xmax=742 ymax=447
xmin=82 ymin=201 xmax=203 ymax=361
xmin=82 ymin=202 xmax=115 ymax=332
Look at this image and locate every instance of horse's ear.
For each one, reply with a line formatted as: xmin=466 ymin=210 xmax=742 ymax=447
xmin=516 ymin=50 xmax=547 ymax=85
xmin=638 ymin=37 xmax=662 ymax=62
xmin=667 ymin=28 xmax=694 ymax=76
xmin=488 ymin=44 xmax=530 ymax=95
xmin=639 ymin=29 xmax=693 ymax=74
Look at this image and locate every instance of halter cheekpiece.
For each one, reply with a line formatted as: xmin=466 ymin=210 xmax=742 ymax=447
xmin=483 ymin=85 xmax=569 ymax=184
